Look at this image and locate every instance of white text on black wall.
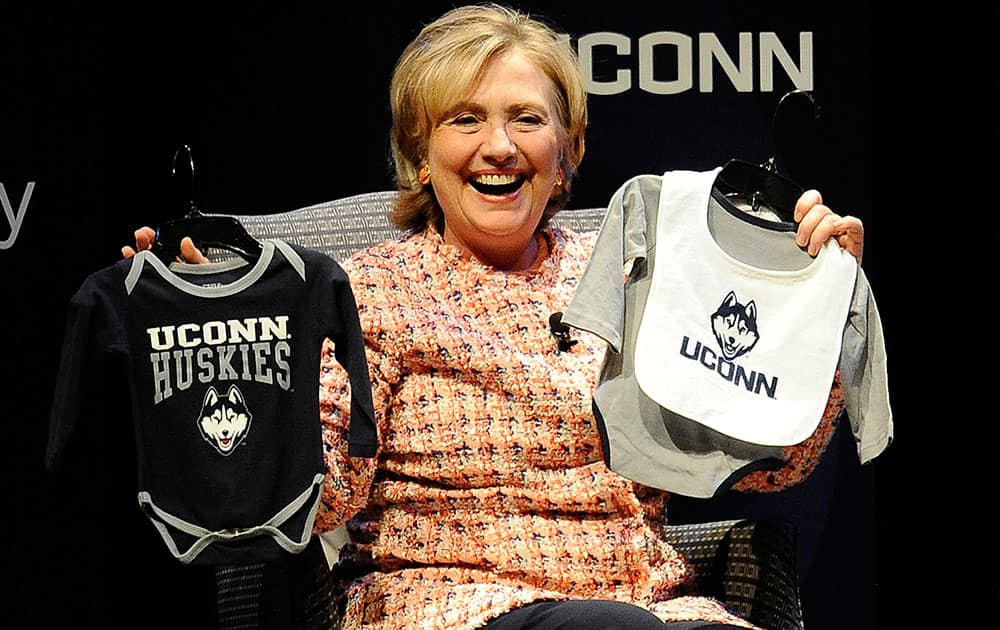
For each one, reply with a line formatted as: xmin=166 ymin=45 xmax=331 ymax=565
xmin=573 ymin=31 xmax=812 ymax=95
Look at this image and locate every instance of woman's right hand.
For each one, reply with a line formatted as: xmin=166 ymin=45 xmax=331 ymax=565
xmin=121 ymin=226 xmax=210 ymax=263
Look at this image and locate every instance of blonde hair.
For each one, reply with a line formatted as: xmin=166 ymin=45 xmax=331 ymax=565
xmin=388 ymin=3 xmax=588 ymax=233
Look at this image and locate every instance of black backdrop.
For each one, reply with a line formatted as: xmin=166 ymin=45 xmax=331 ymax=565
xmin=2 ymin=2 xmax=909 ymax=627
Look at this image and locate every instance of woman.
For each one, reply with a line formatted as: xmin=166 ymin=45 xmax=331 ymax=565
xmin=126 ymin=4 xmax=864 ymax=628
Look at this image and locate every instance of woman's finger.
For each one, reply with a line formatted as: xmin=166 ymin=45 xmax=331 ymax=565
xmin=179 ymin=237 xmax=211 ymax=264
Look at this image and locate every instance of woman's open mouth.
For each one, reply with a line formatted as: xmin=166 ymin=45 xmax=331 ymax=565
xmin=470 ymin=173 xmax=524 ymax=196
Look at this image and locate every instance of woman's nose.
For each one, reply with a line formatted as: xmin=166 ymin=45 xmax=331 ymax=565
xmin=482 ymin=122 xmax=516 ymax=159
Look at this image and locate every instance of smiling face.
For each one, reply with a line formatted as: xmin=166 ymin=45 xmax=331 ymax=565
xmin=426 ymin=50 xmax=562 ymax=270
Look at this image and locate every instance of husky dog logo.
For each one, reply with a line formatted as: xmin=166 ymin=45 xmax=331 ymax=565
xmin=710 ymin=290 xmax=759 ymax=360
xmin=197 ymin=384 xmax=252 ymax=456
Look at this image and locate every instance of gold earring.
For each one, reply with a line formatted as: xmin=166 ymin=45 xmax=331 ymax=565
xmin=418 ymin=163 xmax=431 ymax=185
xmin=554 ymin=169 xmax=564 ymax=188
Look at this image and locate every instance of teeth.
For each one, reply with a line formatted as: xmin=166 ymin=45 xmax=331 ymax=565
xmin=473 ymin=174 xmax=519 ymax=185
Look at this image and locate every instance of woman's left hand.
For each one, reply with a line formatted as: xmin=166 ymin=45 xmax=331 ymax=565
xmin=794 ymin=189 xmax=864 ymax=264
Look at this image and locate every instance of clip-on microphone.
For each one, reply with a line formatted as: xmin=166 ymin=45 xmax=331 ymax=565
xmin=548 ymin=312 xmax=578 ymax=354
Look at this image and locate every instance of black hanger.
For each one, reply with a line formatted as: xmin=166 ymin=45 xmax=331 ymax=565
xmin=714 ymin=158 xmax=804 ymax=224
xmin=713 ymin=90 xmax=817 ymax=224
xmin=153 ymin=144 xmax=263 ymax=263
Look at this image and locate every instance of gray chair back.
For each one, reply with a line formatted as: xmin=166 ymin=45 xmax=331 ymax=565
xmin=233 ymin=190 xmax=607 ymax=261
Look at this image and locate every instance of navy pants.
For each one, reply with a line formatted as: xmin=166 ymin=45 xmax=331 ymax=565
xmin=483 ymin=600 xmax=745 ymax=629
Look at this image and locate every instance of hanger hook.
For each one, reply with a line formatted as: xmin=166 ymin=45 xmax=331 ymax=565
xmin=765 ymin=90 xmax=820 ymax=173
xmin=171 ymin=144 xmax=198 ymax=215
xmin=771 ymin=89 xmax=820 ymax=130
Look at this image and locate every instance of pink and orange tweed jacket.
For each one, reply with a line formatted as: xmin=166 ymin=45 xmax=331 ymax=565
xmin=311 ymin=226 xmax=841 ymax=630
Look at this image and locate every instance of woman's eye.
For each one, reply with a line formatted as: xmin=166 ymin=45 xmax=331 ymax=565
xmin=512 ymin=114 xmax=544 ymax=128
xmin=451 ymin=114 xmax=480 ymax=126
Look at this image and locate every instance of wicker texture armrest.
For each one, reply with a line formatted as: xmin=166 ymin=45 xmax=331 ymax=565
xmin=664 ymin=519 xmax=804 ymax=630
xmin=216 ymin=538 xmax=336 ymax=630
xmin=215 ymin=520 xmax=804 ymax=630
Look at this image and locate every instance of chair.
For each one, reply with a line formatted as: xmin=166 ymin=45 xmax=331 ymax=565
xmin=213 ymin=191 xmax=805 ymax=630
